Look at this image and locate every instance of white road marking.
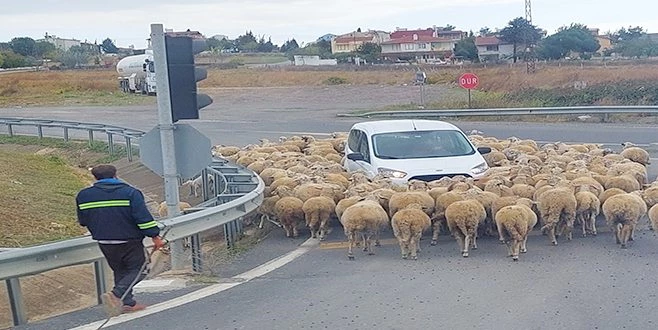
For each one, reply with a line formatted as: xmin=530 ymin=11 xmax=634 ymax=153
xmin=70 ymin=239 xmax=318 ymax=330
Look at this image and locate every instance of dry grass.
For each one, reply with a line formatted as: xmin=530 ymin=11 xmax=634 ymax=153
xmin=0 ymin=69 xmax=153 ymax=107
xmin=3 ymin=64 xmax=658 ymax=107
xmin=0 ymin=144 xmax=97 ymax=247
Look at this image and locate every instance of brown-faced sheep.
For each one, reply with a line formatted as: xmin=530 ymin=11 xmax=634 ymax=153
xmin=391 ymin=203 xmax=431 ymax=260
xmin=602 ymin=192 xmax=648 ymax=248
xmin=494 ymin=204 xmax=537 ymax=261
xmin=537 ymin=187 xmax=577 ymax=245
xmin=445 ymin=199 xmax=487 ymax=257
xmin=339 ymin=197 xmax=389 ymax=260
xmin=302 ymin=195 xmax=336 ymax=240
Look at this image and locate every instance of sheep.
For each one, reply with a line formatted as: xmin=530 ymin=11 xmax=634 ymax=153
xmin=511 ymin=183 xmax=536 ymax=199
xmin=537 ymin=187 xmax=577 ymax=245
xmin=302 ymin=195 xmax=336 ymax=240
xmin=335 ymin=195 xmax=364 ymax=220
xmin=599 ymin=188 xmax=626 ymax=205
xmin=494 ymin=204 xmax=537 ymax=261
xmin=445 ymin=199 xmax=487 ymax=257
xmin=641 ymin=186 xmax=658 ymax=208
xmin=604 ymin=174 xmax=641 ymax=193
xmin=574 ymin=185 xmax=601 ymax=237
xmin=390 ymin=203 xmax=431 ymax=260
xmin=157 ymin=201 xmax=192 ymax=218
xmin=602 ymin=192 xmax=648 ymax=248
xmin=388 ymin=191 xmax=435 ymax=219
xmin=273 ymin=187 xmax=305 ymax=238
xmin=185 ymin=174 xmax=215 ymax=198
xmin=339 ymin=197 xmax=389 ymax=260
xmin=257 ymin=195 xmax=281 ymax=228
xmin=620 ymin=142 xmax=651 ymax=166
xmin=649 ymin=204 xmax=658 ymax=231
xmin=431 ymin=191 xmax=465 ymax=245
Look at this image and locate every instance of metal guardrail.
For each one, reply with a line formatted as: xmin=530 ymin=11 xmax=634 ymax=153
xmin=336 ymin=105 xmax=658 ymax=120
xmin=0 ymin=117 xmax=145 ymax=161
xmin=0 ymin=118 xmax=264 ymax=326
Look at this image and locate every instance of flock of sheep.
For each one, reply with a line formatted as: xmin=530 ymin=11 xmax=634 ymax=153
xmin=209 ymin=131 xmax=658 ymax=262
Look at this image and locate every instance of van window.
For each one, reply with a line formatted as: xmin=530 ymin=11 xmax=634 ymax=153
xmin=372 ymin=130 xmax=475 ymax=159
xmin=347 ymin=129 xmax=361 ymax=152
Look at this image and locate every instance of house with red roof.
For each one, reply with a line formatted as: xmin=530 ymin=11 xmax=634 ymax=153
xmin=474 ymin=36 xmax=514 ymax=62
xmin=331 ymin=30 xmax=390 ymax=54
xmin=381 ymin=27 xmax=466 ymax=63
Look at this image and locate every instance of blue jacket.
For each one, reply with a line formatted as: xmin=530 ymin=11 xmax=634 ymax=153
xmin=76 ymin=179 xmax=159 ymax=240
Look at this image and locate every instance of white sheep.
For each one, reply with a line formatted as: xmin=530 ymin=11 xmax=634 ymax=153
xmin=574 ymin=185 xmax=601 ymax=237
xmin=445 ymin=199 xmax=486 ymax=257
xmin=602 ymin=192 xmax=647 ymax=248
xmin=157 ymin=201 xmax=192 ymax=218
xmin=273 ymin=187 xmax=305 ymax=238
xmin=339 ymin=197 xmax=389 ymax=260
xmin=649 ymin=204 xmax=658 ymax=231
xmin=390 ymin=203 xmax=431 ymax=260
xmin=185 ymin=174 xmax=215 ymax=198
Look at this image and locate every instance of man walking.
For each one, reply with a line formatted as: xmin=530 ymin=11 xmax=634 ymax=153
xmin=76 ymin=164 xmax=164 ymax=316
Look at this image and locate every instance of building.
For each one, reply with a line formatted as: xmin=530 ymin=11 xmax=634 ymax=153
xmin=331 ymin=30 xmax=390 ymax=54
xmin=474 ymin=36 xmax=514 ymax=62
xmin=381 ymin=27 xmax=466 ymax=63
xmin=588 ymin=28 xmax=612 ymax=54
xmin=41 ymin=33 xmax=80 ymax=51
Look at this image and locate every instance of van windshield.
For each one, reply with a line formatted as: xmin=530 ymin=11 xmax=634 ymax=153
xmin=371 ymin=130 xmax=475 ymax=159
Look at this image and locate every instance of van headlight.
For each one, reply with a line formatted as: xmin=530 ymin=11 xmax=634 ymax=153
xmin=377 ymin=167 xmax=407 ymax=179
xmin=470 ymin=162 xmax=489 ymax=175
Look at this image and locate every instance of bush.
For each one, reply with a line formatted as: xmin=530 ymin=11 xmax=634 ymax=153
xmin=324 ymin=76 xmax=348 ymax=85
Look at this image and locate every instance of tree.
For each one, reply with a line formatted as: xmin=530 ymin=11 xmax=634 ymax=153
xmin=235 ymin=31 xmax=258 ymax=52
xmin=280 ymin=39 xmax=299 ymax=53
xmin=537 ymin=24 xmax=599 ymax=60
xmin=100 ymin=38 xmax=119 ymax=53
xmin=0 ymin=50 xmax=28 ymax=68
xmin=256 ymin=36 xmax=276 ymax=52
xmin=454 ymin=36 xmax=478 ymax=62
xmin=0 ymin=52 xmax=4 ymax=68
xmin=10 ymin=37 xmax=36 ymax=56
xmin=59 ymin=45 xmax=90 ymax=68
xmin=610 ymin=26 xmax=645 ymax=43
xmin=443 ymin=24 xmax=456 ymax=31
xmin=499 ymin=17 xmax=543 ymax=63
xmin=479 ymin=27 xmax=493 ymax=37
xmin=34 ymin=41 xmax=56 ymax=59
xmin=355 ymin=42 xmax=381 ymax=63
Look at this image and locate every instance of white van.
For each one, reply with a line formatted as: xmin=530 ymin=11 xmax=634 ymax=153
xmin=343 ymin=119 xmax=491 ymax=184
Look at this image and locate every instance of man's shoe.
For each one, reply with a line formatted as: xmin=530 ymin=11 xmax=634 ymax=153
xmin=101 ymin=293 xmax=123 ymax=317
xmin=122 ymin=303 xmax=147 ymax=313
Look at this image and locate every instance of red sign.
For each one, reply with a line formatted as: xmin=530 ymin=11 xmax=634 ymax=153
xmin=459 ymin=73 xmax=479 ymax=89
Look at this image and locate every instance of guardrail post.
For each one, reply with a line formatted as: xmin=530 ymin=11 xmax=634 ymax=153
xmin=88 ymin=130 xmax=94 ymax=147
xmin=107 ymin=132 xmax=115 ymax=155
xmin=126 ymin=137 xmax=133 ymax=162
xmin=7 ymin=124 xmax=13 ymax=137
xmin=93 ymin=260 xmax=108 ymax=305
xmin=63 ymin=127 xmax=69 ymax=142
xmin=6 ymin=278 xmax=27 ymax=326
xmin=36 ymin=125 xmax=43 ymax=139
xmin=191 ymin=234 xmax=202 ymax=272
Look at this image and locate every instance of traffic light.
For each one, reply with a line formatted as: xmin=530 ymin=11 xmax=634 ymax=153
xmin=164 ymin=35 xmax=213 ymax=122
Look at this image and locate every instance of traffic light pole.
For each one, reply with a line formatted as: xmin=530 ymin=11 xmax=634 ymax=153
xmin=150 ymin=23 xmax=187 ymax=270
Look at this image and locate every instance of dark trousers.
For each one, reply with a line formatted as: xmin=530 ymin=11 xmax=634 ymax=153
xmin=98 ymin=240 xmax=147 ymax=307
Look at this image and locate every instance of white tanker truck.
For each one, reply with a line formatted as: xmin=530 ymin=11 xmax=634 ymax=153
xmin=116 ymin=50 xmax=156 ymax=95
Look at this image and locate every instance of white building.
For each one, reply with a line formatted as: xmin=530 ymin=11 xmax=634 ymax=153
xmin=293 ymin=55 xmax=337 ymax=66
xmin=41 ymin=33 xmax=81 ymax=51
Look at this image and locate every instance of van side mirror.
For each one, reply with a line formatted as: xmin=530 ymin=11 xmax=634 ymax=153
xmin=477 ymin=147 xmax=492 ymax=154
xmin=346 ymin=153 xmax=365 ymax=161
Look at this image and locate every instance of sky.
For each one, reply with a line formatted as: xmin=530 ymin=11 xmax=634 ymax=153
xmin=1 ymin=0 xmax=656 ymax=49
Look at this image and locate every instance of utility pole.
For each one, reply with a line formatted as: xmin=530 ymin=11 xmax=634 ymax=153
xmin=525 ymin=0 xmax=536 ymax=74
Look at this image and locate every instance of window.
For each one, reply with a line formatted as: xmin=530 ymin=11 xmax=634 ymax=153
xmin=486 ymin=45 xmax=499 ymax=51
xmin=404 ymin=43 xmax=414 ymax=50
xmin=372 ymin=130 xmax=475 ymax=159
xmin=347 ymin=129 xmax=361 ymax=152
xmin=418 ymin=43 xmax=426 ymax=49
xmin=392 ymin=44 xmax=401 ymax=51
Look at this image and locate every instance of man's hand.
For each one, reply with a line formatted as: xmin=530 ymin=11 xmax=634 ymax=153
xmin=151 ymin=236 xmax=165 ymax=251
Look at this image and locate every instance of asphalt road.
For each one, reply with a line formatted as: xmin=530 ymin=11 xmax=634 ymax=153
xmin=3 ymin=88 xmax=658 ymax=329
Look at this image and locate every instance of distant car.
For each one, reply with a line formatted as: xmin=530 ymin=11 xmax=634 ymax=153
xmin=343 ymin=119 xmax=491 ymax=184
